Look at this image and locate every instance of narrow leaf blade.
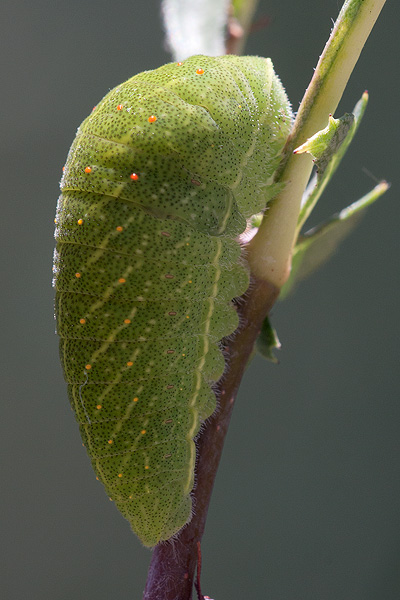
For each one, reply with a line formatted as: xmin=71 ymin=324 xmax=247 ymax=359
xmin=296 ymin=91 xmax=369 ymax=234
xmin=280 ymin=181 xmax=389 ymax=299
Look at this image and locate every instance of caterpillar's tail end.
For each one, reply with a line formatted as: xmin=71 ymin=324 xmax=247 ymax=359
xmin=116 ymin=490 xmax=192 ymax=547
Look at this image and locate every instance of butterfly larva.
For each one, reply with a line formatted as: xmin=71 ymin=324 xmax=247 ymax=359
xmin=53 ymin=55 xmax=292 ymax=546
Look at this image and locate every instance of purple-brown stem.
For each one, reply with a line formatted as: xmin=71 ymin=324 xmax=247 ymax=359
xmin=143 ymin=277 xmax=280 ymax=600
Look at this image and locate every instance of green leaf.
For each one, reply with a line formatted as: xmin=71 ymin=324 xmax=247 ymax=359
xmin=295 ymin=91 xmax=369 ymax=236
xmin=280 ymin=181 xmax=389 ymax=300
xmin=256 ymin=315 xmax=281 ymax=363
xmin=295 ymin=113 xmax=355 ymax=171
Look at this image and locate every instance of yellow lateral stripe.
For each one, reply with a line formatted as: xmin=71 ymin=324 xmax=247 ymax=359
xmin=183 ymin=238 xmax=223 ymax=493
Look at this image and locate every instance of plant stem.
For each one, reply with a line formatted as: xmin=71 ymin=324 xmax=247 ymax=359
xmin=247 ymin=0 xmax=386 ymax=289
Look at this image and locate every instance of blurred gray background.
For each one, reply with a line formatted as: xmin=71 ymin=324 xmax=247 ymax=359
xmin=1 ymin=1 xmax=399 ymax=598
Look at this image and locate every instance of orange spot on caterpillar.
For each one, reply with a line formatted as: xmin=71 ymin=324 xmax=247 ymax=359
xmin=188 ymin=280 xmax=192 ymax=283
xmin=116 ymin=226 xmax=123 ymax=232
xmin=96 ymin=404 xmax=102 ymax=410
xmin=116 ymin=104 xmax=123 ymax=111
xmin=148 ymin=115 xmax=157 ymax=123
xmin=141 ymin=429 xmax=146 ymax=435
xmin=126 ymin=361 xmax=133 ymax=367
xmin=85 ymin=364 xmax=92 ymax=370
xmin=62 ymin=166 xmax=65 ymax=172
xmin=108 ymin=439 xmax=113 ymax=444
xmin=124 ymin=318 xmax=131 ymax=324
xmin=77 ymin=219 xmax=83 ymax=225
xmin=130 ymin=173 xmax=139 ymax=181
xmin=196 ymin=68 xmax=204 ymax=75
xmin=118 ymin=473 xmax=123 ymax=478
xmin=92 ymin=106 xmax=97 ymax=111
xmin=96 ymin=476 xmax=99 ymax=481
xmin=144 ymin=465 xmax=149 ymax=470
xmin=133 ymin=397 xmax=139 ymax=402
xmin=177 ymin=62 xmax=183 ymax=66
xmin=118 ymin=277 xmax=126 ymax=284
xmin=79 ymin=318 xmax=86 ymax=324
xmin=75 ymin=272 xmax=81 ymax=278
xmin=84 ymin=166 xmax=92 ymax=174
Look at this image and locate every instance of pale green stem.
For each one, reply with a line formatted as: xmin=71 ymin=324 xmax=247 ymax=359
xmin=247 ymin=0 xmax=386 ymax=288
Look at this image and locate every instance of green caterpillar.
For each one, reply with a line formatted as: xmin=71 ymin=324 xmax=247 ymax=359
xmin=53 ymin=55 xmax=292 ymax=546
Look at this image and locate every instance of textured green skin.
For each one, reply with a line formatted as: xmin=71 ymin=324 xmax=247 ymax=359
xmin=53 ymin=55 xmax=292 ymax=546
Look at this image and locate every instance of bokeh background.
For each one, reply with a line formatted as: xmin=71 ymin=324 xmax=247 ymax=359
xmin=1 ymin=1 xmax=399 ymax=598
